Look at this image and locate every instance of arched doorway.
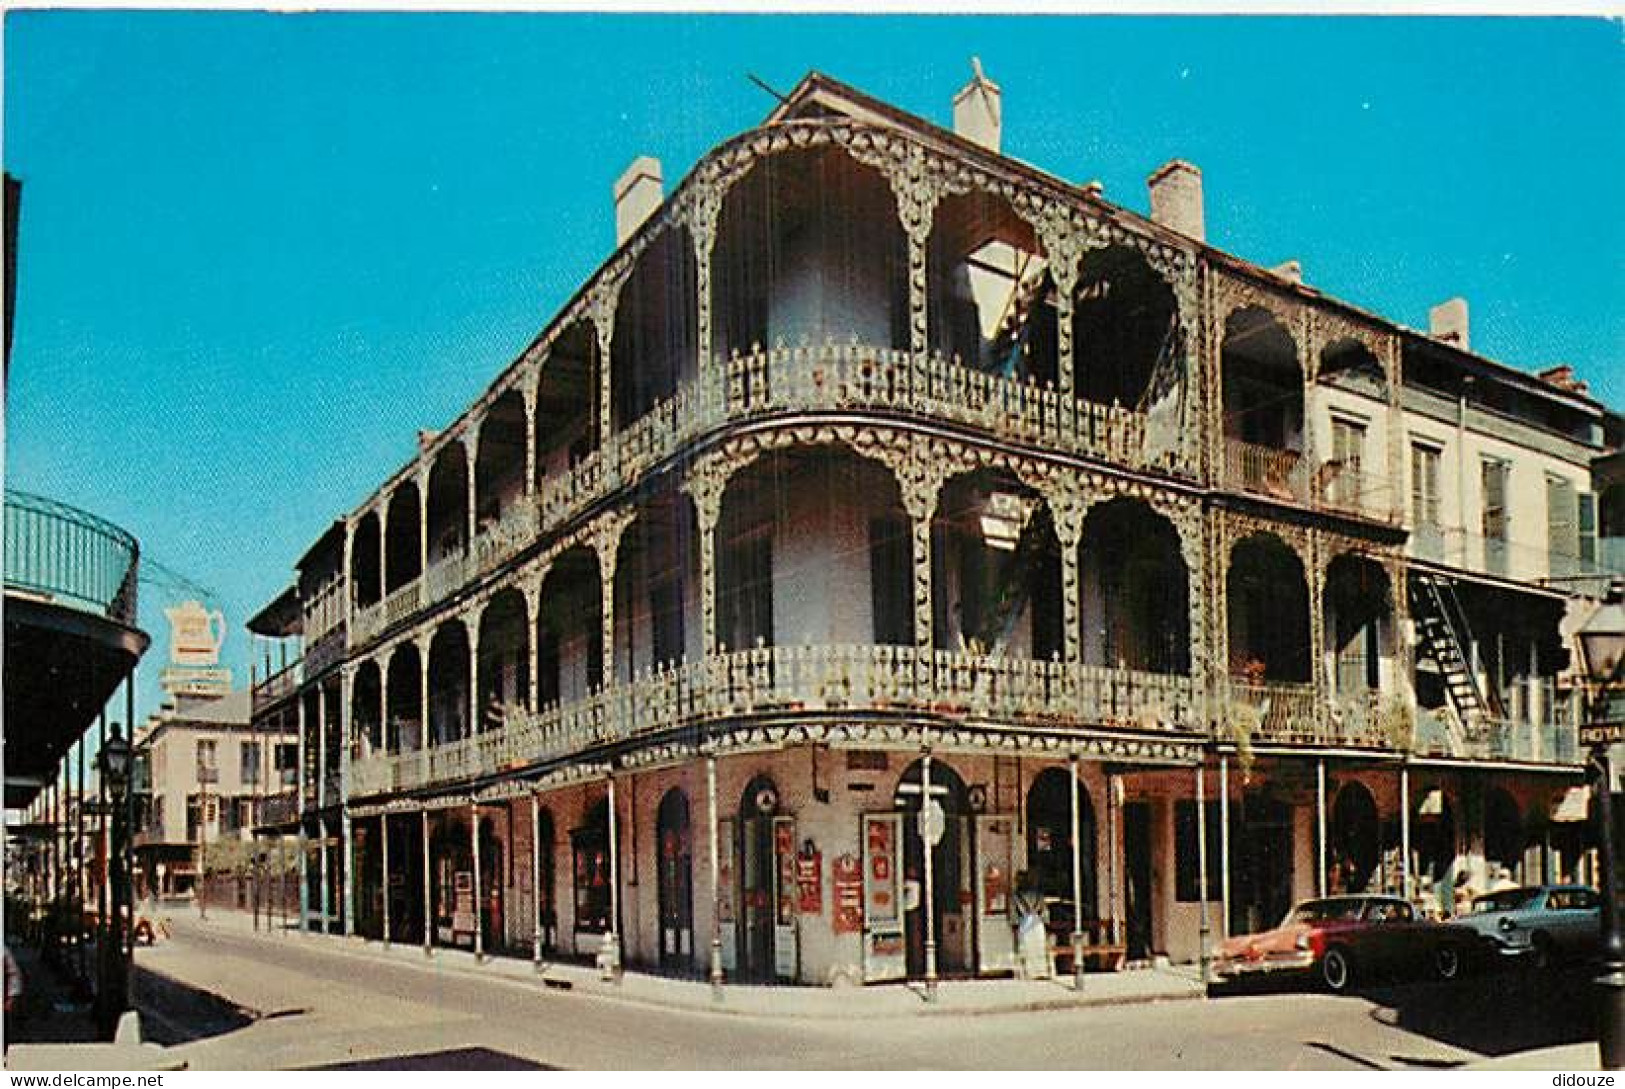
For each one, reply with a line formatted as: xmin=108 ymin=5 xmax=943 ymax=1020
xmin=478 ymin=815 xmax=504 ymax=954
xmin=657 ymin=788 xmax=694 ymax=974
xmin=735 ymin=774 xmax=793 ymax=982
xmin=1025 ymin=767 xmax=1097 ymax=942
xmin=894 ymin=758 xmax=972 ymax=978
xmin=1330 ymin=781 xmax=1380 ymax=893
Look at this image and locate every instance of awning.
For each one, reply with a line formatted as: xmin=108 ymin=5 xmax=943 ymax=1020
xmin=1551 ymin=785 xmax=1590 ymax=823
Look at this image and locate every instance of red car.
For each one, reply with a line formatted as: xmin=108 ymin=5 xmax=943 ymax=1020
xmin=1215 ymin=894 xmax=1478 ymax=992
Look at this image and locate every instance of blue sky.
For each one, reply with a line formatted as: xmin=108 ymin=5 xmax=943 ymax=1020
xmin=6 ymin=13 xmax=1623 ymax=748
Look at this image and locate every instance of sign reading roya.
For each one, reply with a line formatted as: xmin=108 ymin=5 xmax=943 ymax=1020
xmin=165 ymin=599 xmax=227 ymax=666
xmin=832 ymin=853 xmax=863 ymax=934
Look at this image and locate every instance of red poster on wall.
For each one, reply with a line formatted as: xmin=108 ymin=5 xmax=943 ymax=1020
xmin=832 ymin=853 xmax=863 ymax=934
xmin=796 ymin=849 xmax=822 ymax=915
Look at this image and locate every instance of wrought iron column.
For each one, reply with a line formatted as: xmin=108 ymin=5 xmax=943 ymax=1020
xmin=1219 ymin=754 xmax=1231 ymax=939
xmin=421 ymin=808 xmax=432 ymax=956
xmin=1069 ymin=753 xmax=1085 ymax=991
xmin=606 ymin=773 xmax=622 ymax=981
xmin=1196 ymin=758 xmax=1212 ymax=985
xmin=471 ymin=801 xmax=484 ymax=962
xmin=1316 ymin=759 xmax=1328 ymax=898
xmin=922 ymin=750 xmax=937 ymax=1000
xmin=1400 ymin=764 xmax=1412 ymax=901
xmin=381 ymin=812 xmax=391 ymax=946
xmin=531 ymin=792 xmax=543 ymax=970
xmin=707 ymin=752 xmax=724 ymax=994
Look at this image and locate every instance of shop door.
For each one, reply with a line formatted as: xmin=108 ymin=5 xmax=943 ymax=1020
xmin=975 ymin=814 xmax=1017 ymax=974
xmin=739 ymin=816 xmax=774 ymax=981
xmin=657 ymin=790 xmax=694 ymax=973
xmin=1123 ymin=802 xmax=1154 ymax=961
xmin=862 ymin=812 xmax=905 ymax=982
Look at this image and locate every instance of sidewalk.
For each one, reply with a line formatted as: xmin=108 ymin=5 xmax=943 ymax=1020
xmin=174 ymin=908 xmax=1208 ymax=1021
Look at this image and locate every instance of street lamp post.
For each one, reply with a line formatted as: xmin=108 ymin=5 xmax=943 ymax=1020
xmin=96 ymin=725 xmax=132 ymax=1040
xmin=1575 ymin=584 xmax=1625 ymax=1072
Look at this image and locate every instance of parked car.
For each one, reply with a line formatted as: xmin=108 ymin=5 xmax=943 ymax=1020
xmin=1452 ymin=884 xmax=1601 ymax=968
xmin=1215 ymin=894 xmax=1480 ymax=992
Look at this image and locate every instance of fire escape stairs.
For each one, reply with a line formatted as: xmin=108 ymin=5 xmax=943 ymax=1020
xmin=1407 ymin=571 xmax=1505 ymax=731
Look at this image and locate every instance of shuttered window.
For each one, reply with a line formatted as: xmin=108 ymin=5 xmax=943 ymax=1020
xmin=1482 ymin=458 xmax=1510 ymax=575
xmin=1547 ymin=474 xmax=1579 ymax=578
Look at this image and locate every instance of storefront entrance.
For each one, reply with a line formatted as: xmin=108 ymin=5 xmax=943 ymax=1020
xmin=1026 ymin=767 xmax=1097 ymax=941
xmin=736 ymin=775 xmax=796 ymax=982
xmin=657 ymin=788 xmax=694 ymax=974
xmin=1122 ymin=801 xmax=1154 ymax=961
xmin=894 ymin=758 xmax=972 ymax=979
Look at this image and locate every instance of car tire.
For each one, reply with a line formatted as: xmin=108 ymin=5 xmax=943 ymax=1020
xmin=1529 ymin=932 xmax=1553 ymax=971
xmin=1435 ymin=944 xmax=1462 ymax=981
xmin=1321 ymin=947 xmax=1353 ymax=993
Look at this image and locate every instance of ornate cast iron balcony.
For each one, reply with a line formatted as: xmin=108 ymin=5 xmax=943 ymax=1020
xmin=351 ymin=645 xmax=1199 ymax=797
xmin=540 ymin=343 xmax=1159 ymax=543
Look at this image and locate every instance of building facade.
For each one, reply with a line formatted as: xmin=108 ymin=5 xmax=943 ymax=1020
xmin=250 ymin=70 xmax=1620 ymax=984
xmin=134 ymin=688 xmax=297 ymax=901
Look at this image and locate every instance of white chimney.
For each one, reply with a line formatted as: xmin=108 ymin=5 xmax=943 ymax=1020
xmin=613 ymin=156 xmax=664 ymax=245
xmin=1428 ymin=297 xmax=1469 ymax=351
xmin=1147 ymin=159 xmax=1205 ymax=242
xmin=952 ymin=58 xmax=1002 ymax=153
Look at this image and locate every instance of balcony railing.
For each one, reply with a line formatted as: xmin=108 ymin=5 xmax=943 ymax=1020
xmin=252 ymin=659 xmax=302 ymax=711
xmin=1315 ymin=465 xmax=1398 ymax=524
xmin=425 ymin=551 xmax=468 ymax=606
xmin=1414 ymin=706 xmax=1581 ymax=765
xmin=538 ymin=345 xmax=1164 ymax=546
xmin=473 ymin=504 xmax=538 ymax=578
xmin=1224 ymin=438 xmax=1310 ymax=505
xmin=1224 ymin=678 xmax=1322 ymax=743
xmin=3 ymin=489 xmax=140 ymax=626
xmin=351 ymin=645 xmax=1199 ymax=796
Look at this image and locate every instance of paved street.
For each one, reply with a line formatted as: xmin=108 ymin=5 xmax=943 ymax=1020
xmin=124 ymin=914 xmax=1596 ymax=1070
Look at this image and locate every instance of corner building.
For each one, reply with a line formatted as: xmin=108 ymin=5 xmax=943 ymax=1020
xmin=250 ymin=70 xmax=1619 ymax=984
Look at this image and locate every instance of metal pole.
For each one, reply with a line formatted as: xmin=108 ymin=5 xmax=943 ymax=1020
xmin=606 ymin=774 xmax=621 ymax=980
xmin=471 ymin=801 xmax=484 ymax=962
xmin=1219 ymin=754 xmax=1231 ymax=940
xmin=1196 ymin=758 xmax=1211 ymax=985
xmin=381 ymin=813 xmax=391 ymax=946
xmin=1400 ymin=764 xmax=1412 ymax=902
xmin=1589 ymin=740 xmax=1623 ymax=1070
xmin=421 ymin=808 xmax=433 ymax=956
xmin=531 ymin=792 xmax=543 ymax=970
xmin=77 ymin=734 xmax=87 ymax=987
xmin=1069 ymin=754 xmax=1085 ymax=991
xmin=921 ymin=751 xmax=937 ymax=1000
xmin=707 ymin=752 xmax=723 ymax=994
xmin=1106 ymin=773 xmax=1120 ymax=945
xmin=98 ymin=711 xmax=108 ymax=973
xmin=1316 ymin=759 xmax=1328 ymax=897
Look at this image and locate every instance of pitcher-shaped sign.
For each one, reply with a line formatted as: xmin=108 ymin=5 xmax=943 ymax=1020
xmin=165 ymin=599 xmax=227 ymax=666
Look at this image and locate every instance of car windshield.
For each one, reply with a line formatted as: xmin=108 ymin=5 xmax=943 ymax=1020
xmin=1470 ymin=889 xmax=1538 ymax=913
xmin=1286 ymin=898 xmax=1366 ymax=925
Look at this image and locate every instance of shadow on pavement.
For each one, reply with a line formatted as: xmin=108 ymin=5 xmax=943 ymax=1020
xmin=1360 ymin=962 xmax=1598 ymax=1059
xmin=131 ymin=964 xmax=257 ymax=1046
xmin=307 ymin=1047 xmax=556 ymax=1070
